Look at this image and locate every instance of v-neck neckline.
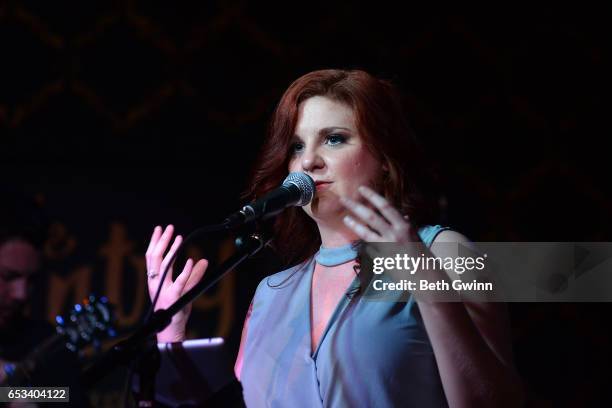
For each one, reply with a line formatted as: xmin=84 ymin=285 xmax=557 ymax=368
xmin=307 ymin=255 xmax=361 ymax=360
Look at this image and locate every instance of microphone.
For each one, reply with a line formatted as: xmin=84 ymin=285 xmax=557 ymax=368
xmin=224 ymin=172 xmax=315 ymax=228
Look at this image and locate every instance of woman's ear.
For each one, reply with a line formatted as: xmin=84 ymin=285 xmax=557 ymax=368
xmin=382 ymin=163 xmax=389 ymax=173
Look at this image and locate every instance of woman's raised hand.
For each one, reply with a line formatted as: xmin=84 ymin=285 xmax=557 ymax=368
xmin=340 ymin=185 xmax=420 ymax=245
xmin=145 ymin=225 xmax=208 ymax=342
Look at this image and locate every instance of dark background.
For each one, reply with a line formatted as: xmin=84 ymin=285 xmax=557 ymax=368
xmin=2 ymin=2 xmax=610 ymax=406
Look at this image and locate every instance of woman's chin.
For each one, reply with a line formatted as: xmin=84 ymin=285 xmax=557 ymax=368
xmin=307 ymin=203 xmax=345 ymax=223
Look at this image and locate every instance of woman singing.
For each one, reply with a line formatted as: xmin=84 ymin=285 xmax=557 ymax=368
xmin=145 ymin=69 xmax=523 ymax=407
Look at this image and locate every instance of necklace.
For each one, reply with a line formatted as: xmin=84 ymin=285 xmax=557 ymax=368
xmin=315 ymin=241 xmax=361 ymax=267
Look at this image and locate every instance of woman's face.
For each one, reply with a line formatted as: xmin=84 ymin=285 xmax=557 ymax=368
xmin=288 ymin=96 xmax=383 ymax=223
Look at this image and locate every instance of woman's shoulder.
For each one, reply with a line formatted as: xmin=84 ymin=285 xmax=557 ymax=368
xmin=253 ymin=256 xmax=315 ymax=295
xmin=423 ymin=226 xmax=473 ymax=247
xmin=417 ymin=224 xmax=453 ymax=247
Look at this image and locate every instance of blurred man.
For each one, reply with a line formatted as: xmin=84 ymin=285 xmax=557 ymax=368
xmin=0 ymin=187 xmax=51 ymax=381
xmin=0 ymin=187 xmax=90 ymax=407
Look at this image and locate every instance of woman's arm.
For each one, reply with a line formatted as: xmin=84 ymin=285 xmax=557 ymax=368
xmin=341 ymin=186 xmax=524 ymax=407
xmin=417 ymin=230 xmax=524 ymax=407
xmin=234 ymin=301 xmax=253 ymax=381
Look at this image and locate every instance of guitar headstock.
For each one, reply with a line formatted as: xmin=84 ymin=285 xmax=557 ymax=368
xmin=55 ymin=294 xmax=116 ymax=353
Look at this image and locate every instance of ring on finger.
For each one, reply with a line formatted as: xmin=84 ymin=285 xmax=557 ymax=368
xmin=147 ymin=269 xmax=158 ymax=278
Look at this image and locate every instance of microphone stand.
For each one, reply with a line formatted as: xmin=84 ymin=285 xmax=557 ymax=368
xmin=81 ymin=231 xmax=269 ymax=406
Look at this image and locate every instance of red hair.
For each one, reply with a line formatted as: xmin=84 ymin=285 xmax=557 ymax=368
xmin=245 ymin=69 xmax=441 ymax=265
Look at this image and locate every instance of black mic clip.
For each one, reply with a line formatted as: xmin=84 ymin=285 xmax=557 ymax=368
xmin=223 ymin=172 xmax=315 ymax=229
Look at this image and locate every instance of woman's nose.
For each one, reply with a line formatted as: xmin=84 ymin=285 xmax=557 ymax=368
xmin=301 ymin=148 xmax=324 ymax=172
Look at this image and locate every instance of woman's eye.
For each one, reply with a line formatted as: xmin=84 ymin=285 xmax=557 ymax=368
xmin=326 ymin=134 xmax=346 ymax=146
xmin=291 ymin=142 xmax=304 ymax=153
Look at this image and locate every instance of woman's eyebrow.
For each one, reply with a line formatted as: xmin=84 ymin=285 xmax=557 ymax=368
xmin=318 ymin=126 xmax=352 ymax=134
xmin=293 ymin=126 xmax=353 ymax=141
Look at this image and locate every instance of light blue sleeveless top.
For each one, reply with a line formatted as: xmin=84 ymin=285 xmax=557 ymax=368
xmin=241 ymin=225 xmax=450 ymax=407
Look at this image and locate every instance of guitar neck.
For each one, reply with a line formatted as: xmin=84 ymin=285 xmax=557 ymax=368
xmin=1 ymin=332 xmax=68 ymax=386
xmin=1 ymin=296 xmax=114 ymax=387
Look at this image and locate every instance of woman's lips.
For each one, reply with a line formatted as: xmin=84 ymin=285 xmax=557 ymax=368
xmin=315 ymin=182 xmax=332 ymax=191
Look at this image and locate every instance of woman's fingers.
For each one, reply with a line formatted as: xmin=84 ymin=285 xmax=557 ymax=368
xmin=174 ymin=258 xmax=208 ymax=296
xmin=340 ymin=196 xmax=389 ymax=235
xmin=357 ymin=186 xmax=406 ymax=228
xmin=145 ymin=226 xmax=162 ymax=272
xmin=146 ymin=226 xmax=162 ymax=259
xmin=340 ymin=186 xmax=415 ymax=243
xmin=343 ymin=214 xmax=381 ymax=241
xmin=185 ymin=259 xmax=208 ymax=292
xmin=160 ymin=234 xmax=183 ymax=285
xmin=173 ymin=258 xmax=194 ymax=294
xmin=357 ymin=186 xmax=412 ymax=241
xmin=148 ymin=225 xmax=174 ymax=272
xmin=154 ymin=225 xmax=175 ymax=256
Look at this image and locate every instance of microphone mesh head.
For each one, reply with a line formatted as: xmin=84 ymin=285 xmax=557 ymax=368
xmin=283 ymin=172 xmax=315 ymax=206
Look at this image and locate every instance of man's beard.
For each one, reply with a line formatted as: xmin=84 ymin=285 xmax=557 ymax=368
xmin=0 ymin=304 xmax=25 ymax=332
